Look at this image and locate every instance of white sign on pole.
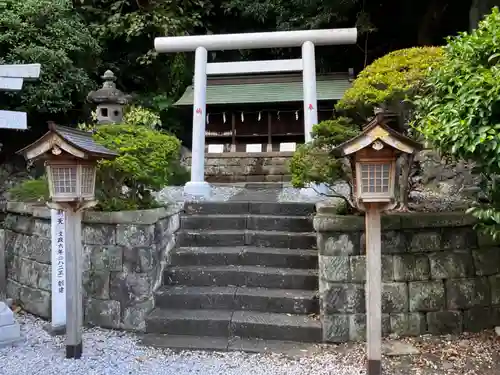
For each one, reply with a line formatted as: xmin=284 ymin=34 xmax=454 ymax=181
xmin=0 ymin=110 xmax=27 ymax=130
xmin=0 ymin=77 xmax=23 ymax=91
xmin=0 ymin=63 xmax=41 ymax=80
xmin=50 ymin=209 xmax=66 ymax=330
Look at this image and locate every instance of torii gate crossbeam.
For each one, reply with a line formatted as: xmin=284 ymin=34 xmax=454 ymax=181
xmin=155 ymin=28 xmax=357 ymax=198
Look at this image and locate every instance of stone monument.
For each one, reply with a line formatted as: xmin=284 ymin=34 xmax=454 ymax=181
xmin=0 ymin=302 xmax=21 ymax=347
xmin=87 ymin=70 xmax=130 ymax=125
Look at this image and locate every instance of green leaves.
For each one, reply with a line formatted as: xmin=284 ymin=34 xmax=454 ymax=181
xmin=0 ymin=0 xmax=100 ymax=114
xmin=337 ymin=47 xmax=445 ymax=117
xmin=414 ymin=7 xmax=500 ymax=238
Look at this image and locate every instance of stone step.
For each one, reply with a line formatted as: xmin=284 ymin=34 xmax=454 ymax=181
xmin=141 ymin=334 xmax=321 ymax=354
xmin=146 ymin=308 xmax=231 ymax=337
xmin=163 ymin=265 xmax=318 ymax=290
xmin=181 ymin=215 xmax=313 ymax=232
xmin=154 ymin=286 xmax=318 ymax=314
xmin=230 ymin=310 xmax=321 ymax=343
xmin=184 ymin=202 xmax=315 ymax=216
xmin=178 ymin=230 xmax=316 ymax=249
xmin=145 ymin=309 xmax=321 ymax=342
xmin=171 ymin=247 xmax=318 ymax=269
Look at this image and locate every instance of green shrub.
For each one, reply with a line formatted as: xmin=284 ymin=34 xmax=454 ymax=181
xmin=337 ymin=46 xmax=445 ymax=119
xmin=289 ymin=117 xmax=359 ymax=209
xmin=8 ymin=176 xmax=49 ymax=202
xmin=10 ymin=107 xmax=189 ymax=211
xmin=414 ymin=8 xmax=500 ymax=237
xmin=93 ymin=123 xmax=183 ymax=211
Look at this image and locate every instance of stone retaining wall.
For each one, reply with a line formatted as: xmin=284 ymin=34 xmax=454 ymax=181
xmin=184 ymin=152 xmax=293 ymax=183
xmin=314 ymin=205 xmax=500 ymax=342
xmin=1 ymin=202 xmax=181 ymax=331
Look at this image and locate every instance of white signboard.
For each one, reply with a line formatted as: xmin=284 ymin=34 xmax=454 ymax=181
xmin=50 ymin=209 xmax=66 ymax=329
xmin=207 ymin=144 xmax=224 ymax=153
xmin=0 ymin=63 xmax=41 ymax=80
xmin=246 ymin=143 xmax=262 ymax=153
xmin=280 ymin=142 xmax=297 ymax=152
xmin=0 ymin=77 xmax=23 ymax=91
xmin=0 ymin=110 xmax=27 ymax=130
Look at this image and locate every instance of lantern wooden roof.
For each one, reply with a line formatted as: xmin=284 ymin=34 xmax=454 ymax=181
xmin=333 ymin=114 xmax=422 ymax=157
xmin=17 ymin=122 xmax=118 ymax=161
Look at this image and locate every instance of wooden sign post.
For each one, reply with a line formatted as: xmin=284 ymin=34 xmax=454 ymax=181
xmin=332 ymin=109 xmax=422 ymax=375
xmin=365 ymin=204 xmax=382 ymax=374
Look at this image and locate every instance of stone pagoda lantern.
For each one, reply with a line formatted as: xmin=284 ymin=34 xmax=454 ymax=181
xmin=87 ymin=70 xmax=130 ymax=125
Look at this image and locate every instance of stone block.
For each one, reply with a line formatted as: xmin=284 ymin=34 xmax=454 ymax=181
xmin=348 ymin=313 xmax=391 ymax=341
xmin=83 ymin=270 xmax=110 ymax=300
xmin=6 ymin=255 xmax=20 ymax=281
xmin=155 ymin=214 xmax=180 ymax=238
xmin=89 ymin=245 xmax=123 ymax=271
xmin=382 ymin=283 xmax=409 ymax=313
xmin=393 ymin=254 xmax=430 ymax=281
xmin=349 ymin=255 xmax=394 ymax=282
xmin=318 ymin=232 xmax=360 ymax=256
xmin=390 ymin=313 xmax=426 ymax=336
xmin=18 ymin=234 xmax=50 ymax=264
xmin=407 ymin=231 xmax=442 ymax=252
xmin=83 ymin=224 xmax=116 ymax=245
xmin=117 ymin=224 xmax=155 ymax=247
xmin=10 ymin=216 xmax=34 ymax=234
xmin=446 ymin=278 xmax=490 ymax=309
xmin=123 ymin=246 xmax=157 ymax=273
xmin=489 ymin=275 xmax=500 ymax=305
xmin=463 ymin=306 xmax=493 ymax=332
xmin=361 ymin=231 xmax=405 ymax=254
xmin=122 ymin=298 xmax=155 ymax=331
xmin=473 ymin=248 xmax=500 ymax=276
xmin=442 ymin=228 xmax=477 ymax=250
xmin=319 ymin=255 xmax=350 ymax=282
xmin=409 ymin=281 xmax=445 ymax=312
xmin=19 ymin=284 xmax=50 ymax=318
xmin=110 ymin=272 xmax=152 ymax=306
xmin=84 ymin=298 xmax=121 ymax=329
xmin=17 ymin=258 xmax=37 ymax=288
xmin=0 ymin=302 xmax=21 ymax=347
xmin=477 ymin=232 xmax=500 ymax=248
xmin=322 ymin=314 xmax=349 ymax=342
xmin=313 ymin=215 xmax=364 ymax=232
xmin=429 ymin=251 xmax=474 ymax=279
xmin=5 ymin=280 xmax=21 ymax=301
xmin=427 ymin=311 xmax=462 ymax=334
xmin=400 ymin=212 xmax=475 ymax=229
xmin=32 ymin=220 xmax=51 ymax=238
xmin=321 ymin=282 xmax=365 ymax=313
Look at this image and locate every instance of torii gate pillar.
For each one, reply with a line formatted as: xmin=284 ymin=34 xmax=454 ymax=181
xmin=155 ymin=29 xmax=357 ymax=198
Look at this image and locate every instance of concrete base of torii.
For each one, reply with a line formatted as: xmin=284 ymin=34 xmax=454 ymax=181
xmin=0 ymin=301 xmax=23 ymax=348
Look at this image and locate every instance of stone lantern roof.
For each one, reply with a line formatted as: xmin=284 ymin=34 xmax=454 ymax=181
xmin=87 ymin=70 xmax=130 ymax=105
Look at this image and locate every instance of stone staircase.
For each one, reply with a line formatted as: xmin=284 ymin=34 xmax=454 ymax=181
xmin=142 ymin=201 xmax=321 ymax=352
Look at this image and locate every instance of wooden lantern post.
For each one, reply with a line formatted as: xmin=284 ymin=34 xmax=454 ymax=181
xmin=17 ymin=123 xmax=117 ymax=359
xmin=334 ymin=111 xmax=422 ymax=375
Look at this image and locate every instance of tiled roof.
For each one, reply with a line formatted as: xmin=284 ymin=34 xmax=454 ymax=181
xmin=175 ymin=74 xmax=351 ymax=106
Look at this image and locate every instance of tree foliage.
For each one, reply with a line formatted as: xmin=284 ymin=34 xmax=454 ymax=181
xmin=336 ymin=47 xmax=445 ymax=120
xmin=414 ymin=8 xmax=500 ymax=237
xmin=0 ymin=0 xmax=100 ymax=114
xmin=289 ymin=117 xmax=360 ymax=209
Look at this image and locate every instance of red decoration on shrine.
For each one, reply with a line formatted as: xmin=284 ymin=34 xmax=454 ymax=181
xmin=308 ymin=104 xmax=314 ymax=110
xmin=195 ymin=108 xmax=202 ymax=114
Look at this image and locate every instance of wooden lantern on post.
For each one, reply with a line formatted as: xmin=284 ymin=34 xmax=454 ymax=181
xmin=334 ymin=111 xmax=422 ymax=375
xmin=17 ymin=123 xmax=117 ymax=359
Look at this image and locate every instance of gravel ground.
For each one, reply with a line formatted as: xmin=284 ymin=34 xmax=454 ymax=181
xmin=155 ymin=185 xmax=242 ymax=204
xmin=2 ymin=314 xmax=500 ymax=375
xmin=278 ymin=183 xmax=350 ymax=203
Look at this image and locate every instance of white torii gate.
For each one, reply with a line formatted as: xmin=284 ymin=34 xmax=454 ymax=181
xmin=155 ymin=29 xmax=357 ymax=198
